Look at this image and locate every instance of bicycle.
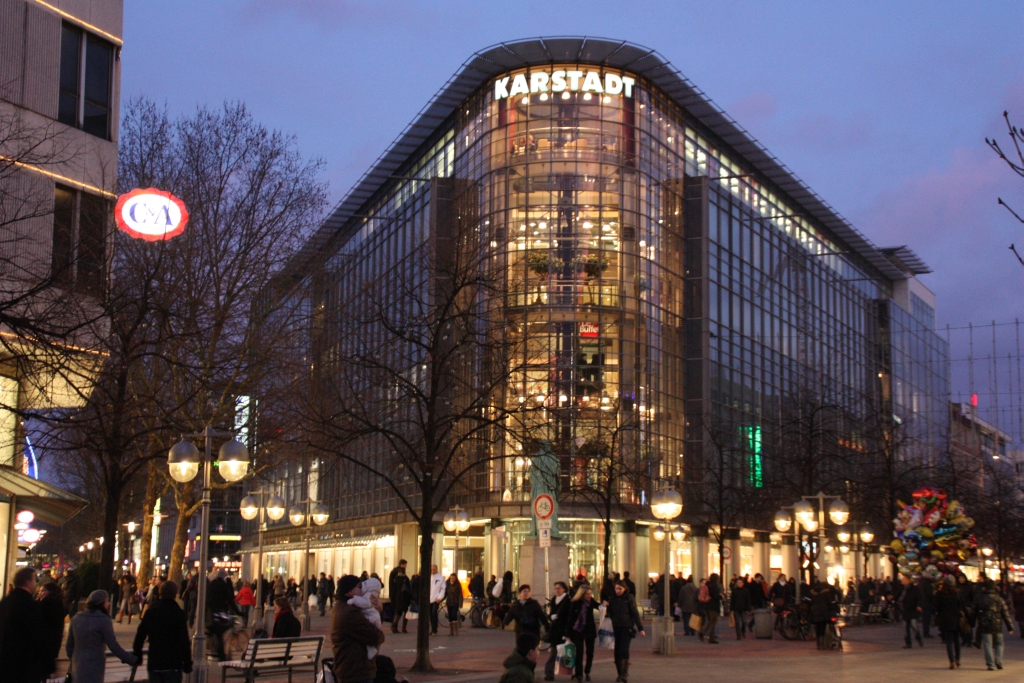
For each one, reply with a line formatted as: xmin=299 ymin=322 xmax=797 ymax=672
xmin=466 ymin=597 xmax=493 ymax=628
xmin=823 ymin=616 xmax=843 ymax=651
xmin=776 ymin=606 xmax=812 ymax=641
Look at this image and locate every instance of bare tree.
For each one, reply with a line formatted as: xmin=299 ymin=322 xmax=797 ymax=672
xmin=985 ymin=112 xmax=1024 ymax=266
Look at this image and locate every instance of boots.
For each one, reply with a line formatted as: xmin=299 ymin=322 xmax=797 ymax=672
xmin=391 ymin=618 xmax=399 ymax=634
xmin=816 ymin=635 xmax=824 ymax=650
xmin=401 ymin=615 xmax=408 ymax=633
xmin=449 ymin=622 xmax=456 ymax=636
xmin=621 ymin=660 xmax=630 ymax=683
xmin=614 ymin=660 xmax=623 ymax=682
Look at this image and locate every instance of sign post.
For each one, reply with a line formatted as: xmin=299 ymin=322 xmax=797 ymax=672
xmin=533 ymin=494 xmax=554 ymax=599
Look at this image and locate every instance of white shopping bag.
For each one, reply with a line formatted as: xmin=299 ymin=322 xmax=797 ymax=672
xmin=597 ymin=616 xmax=615 ymax=649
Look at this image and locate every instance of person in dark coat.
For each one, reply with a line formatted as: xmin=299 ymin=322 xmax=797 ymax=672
xmin=38 ymin=581 xmax=68 ymax=681
xmin=469 ymin=570 xmax=485 ymax=602
xmin=542 ymin=581 xmax=571 ymax=681
xmin=444 ymin=574 xmax=464 ymax=636
xmin=0 ymin=567 xmax=44 ymax=683
xmin=272 ymin=597 xmax=302 ymax=638
xmin=808 ymin=581 xmax=836 ymax=649
xmin=918 ymin=576 xmax=935 ymax=638
xmin=974 ymin=579 xmax=1014 ymax=670
xmin=331 ymin=575 xmax=385 ymax=683
xmin=677 ymin=577 xmax=698 ymax=636
xmin=622 ymin=572 xmax=636 ymax=597
xmin=956 ymin=573 xmax=975 ymax=646
xmin=604 ymin=581 xmax=644 ymax=683
xmin=67 ymin=590 xmax=138 ymax=683
xmin=390 ymin=568 xmax=412 ymax=634
xmin=499 ymin=632 xmax=539 ymax=683
xmin=388 ymin=560 xmax=408 ymax=602
xmin=934 ymin=576 xmax=965 ymax=669
xmin=731 ymin=576 xmax=753 ymax=640
xmin=504 ymin=585 xmax=549 ymax=639
xmin=900 ymin=574 xmax=923 ymax=648
xmin=61 ymin=568 xmax=82 ymax=618
xmin=748 ymin=574 xmax=768 ymax=610
xmin=699 ymin=574 xmax=724 ymax=644
xmin=205 ymin=569 xmax=236 ymax=661
xmin=132 ymin=580 xmax=192 ymax=682
xmin=567 ymin=585 xmax=600 ymax=682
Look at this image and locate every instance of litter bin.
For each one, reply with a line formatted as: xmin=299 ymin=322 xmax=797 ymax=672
xmin=754 ymin=608 xmax=774 ymax=639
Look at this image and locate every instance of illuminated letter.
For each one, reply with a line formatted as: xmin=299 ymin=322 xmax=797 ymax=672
xmin=494 ymin=76 xmax=510 ymax=99
xmin=582 ymin=71 xmax=604 ymax=93
xmin=604 ymin=73 xmax=623 ymax=95
xmin=551 ymin=70 xmax=567 ymax=92
xmin=530 ymin=71 xmax=550 ymax=93
xmin=509 ymin=74 xmax=529 ymax=98
xmin=622 ymin=76 xmax=635 ymax=98
xmin=566 ymin=70 xmax=584 ymax=91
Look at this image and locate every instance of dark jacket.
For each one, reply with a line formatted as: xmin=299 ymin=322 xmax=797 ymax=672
xmin=934 ymin=586 xmax=965 ymax=634
xmin=469 ymin=573 xmax=485 ymax=600
xmin=546 ymin=593 xmax=572 ymax=642
xmin=499 ymin=649 xmax=536 ymax=683
xmin=391 ymin=574 xmax=412 ymax=613
xmin=974 ymin=588 xmax=1013 ymax=635
xmin=331 ymin=601 xmax=385 ymax=683
xmin=132 ymin=598 xmax=191 ymax=672
xmin=445 ymin=581 xmax=464 ymax=610
xmin=566 ymin=597 xmax=600 ymax=639
xmin=606 ymin=592 xmax=644 ymax=633
xmin=731 ymin=584 xmax=752 ymax=614
xmin=0 ymin=587 xmax=44 ymax=683
xmin=39 ymin=593 xmax=67 ymax=678
xmin=207 ymin=577 xmax=235 ymax=614
xmin=677 ymin=581 xmax=698 ymax=613
xmin=918 ymin=578 xmax=935 ymax=610
xmin=68 ymin=606 xmax=137 ymax=683
xmin=901 ymin=583 xmax=921 ymax=620
xmin=504 ymin=597 xmax=549 ymax=636
xmin=809 ymin=585 xmax=835 ymax=624
xmin=769 ymin=580 xmax=788 ymax=606
xmin=748 ymin=580 xmax=767 ymax=609
xmin=704 ymin=578 xmax=723 ymax=613
xmin=273 ymin=609 xmax=302 ymax=638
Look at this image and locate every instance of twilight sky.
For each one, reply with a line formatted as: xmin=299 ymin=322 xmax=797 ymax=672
xmin=122 ymin=1 xmax=1024 ymax=430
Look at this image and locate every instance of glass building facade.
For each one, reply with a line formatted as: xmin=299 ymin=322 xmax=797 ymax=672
xmin=244 ymin=38 xmax=949 ymax=588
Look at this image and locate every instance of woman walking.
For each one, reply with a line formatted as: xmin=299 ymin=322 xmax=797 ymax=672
xmin=604 ymin=581 xmax=644 ymax=683
xmin=445 ymin=574 xmax=464 ymax=636
xmin=66 ymin=590 xmax=138 ymax=683
xmin=567 ymin=585 xmax=600 ymax=682
xmin=935 ymin=576 xmax=965 ymax=668
xmin=235 ymin=581 xmax=255 ymax=622
xmin=115 ymin=577 xmax=135 ymax=624
xmin=390 ymin=567 xmax=412 ymax=633
xmin=731 ymin=576 xmax=752 ymax=640
xmin=38 ymin=582 xmax=67 ymax=681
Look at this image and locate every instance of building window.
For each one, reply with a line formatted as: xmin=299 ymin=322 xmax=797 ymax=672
xmin=52 ymin=184 xmax=108 ymax=296
xmin=58 ymin=23 xmax=114 ymax=140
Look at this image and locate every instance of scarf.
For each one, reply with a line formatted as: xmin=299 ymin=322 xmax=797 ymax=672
xmin=573 ymin=601 xmax=587 ymax=632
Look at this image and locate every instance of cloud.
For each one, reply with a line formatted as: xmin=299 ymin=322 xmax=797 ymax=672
xmin=781 ymin=111 xmax=873 ymax=154
xmin=729 ymin=91 xmax=777 ymax=127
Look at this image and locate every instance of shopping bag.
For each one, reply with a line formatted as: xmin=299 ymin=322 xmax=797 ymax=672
xmin=308 ymin=594 xmax=318 ymax=608
xmin=560 ymin=642 xmax=576 ymax=669
xmin=597 ymin=617 xmax=615 ymax=649
xmin=406 ymin=609 xmax=418 ymax=620
xmin=504 ymin=618 xmax=517 ymax=631
xmin=689 ymin=613 xmax=703 ymax=631
xmin=316 ymin=658 xmax=336 ymax=683
xmin=728 ymin=612 xmax=736 ymax=628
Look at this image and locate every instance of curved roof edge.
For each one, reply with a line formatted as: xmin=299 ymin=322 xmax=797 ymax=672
xmin=286 ymin=36 xmax=906 ymax=284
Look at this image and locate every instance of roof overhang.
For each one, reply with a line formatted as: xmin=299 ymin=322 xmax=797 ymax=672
xmin=0 ymin=466 xmax=88 ymax=526
xmin=285 ymin=36 xmax=906 ymax=286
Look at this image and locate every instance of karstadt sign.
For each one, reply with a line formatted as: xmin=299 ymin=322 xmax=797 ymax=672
xmin=494 ymin=70 xmax=636 ymax=101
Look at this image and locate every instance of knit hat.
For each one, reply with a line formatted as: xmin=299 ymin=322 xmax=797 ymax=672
xmin=86 ymin=589 xmax=109 ymax=607
xmin=337 ymin=574 xmax=361 ymax=596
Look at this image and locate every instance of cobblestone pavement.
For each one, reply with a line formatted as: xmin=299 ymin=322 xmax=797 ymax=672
xmin=79 ymin=613 xmax=1024 ymax=682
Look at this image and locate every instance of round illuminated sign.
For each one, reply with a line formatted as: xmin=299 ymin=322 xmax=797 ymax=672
xmin=22 ymin=528 xmax=40 ymax=543
xmin=16 ymin=510 xmax=34 ymax=525
xmin=114 ymin=188 xmax=189 ymax=241
xmin=533 ymin=493 xmax=555 ymax=520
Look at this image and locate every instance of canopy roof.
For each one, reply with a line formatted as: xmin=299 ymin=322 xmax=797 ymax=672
xmin=0 ymin=467 xmax=88 ymax=526
xmin=285 ymin=36 xmax=909 ymax=286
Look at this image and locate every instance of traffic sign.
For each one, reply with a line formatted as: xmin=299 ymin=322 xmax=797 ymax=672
xmin=533 ymin=493 xmax=555 ymax=520
xmin=539 ymin=528 xmax=552 ymax=548
xmin=721 ymin=546 xmax=732 ymax=561
xmin=537 ymin=519 xmax=552 ymax=530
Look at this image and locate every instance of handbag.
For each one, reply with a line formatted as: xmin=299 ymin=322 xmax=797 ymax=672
xmin=958 ymin=615 xmax=971 ymax=634
xmin=689 ymin=613 xmax=703 ymax=631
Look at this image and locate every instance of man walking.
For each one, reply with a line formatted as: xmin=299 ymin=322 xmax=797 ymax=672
xmin=430 ymin=564 xmax=445 ymax=636
xmin=0 ymin=567 xmax=44 ymax=683
xmin=900 ymin=574 xmax=923 ymax=648
xmin=974 ymin=578 xmax=1014 ymax=670
xmin=133 ymin=580 xmax=192 ymax=683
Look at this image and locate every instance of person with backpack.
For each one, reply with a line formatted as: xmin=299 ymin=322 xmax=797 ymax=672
xmin=973 ymin=578 xmax=1014 ymax=670
xmin=698 ymin=574 xmax=723 ymax=644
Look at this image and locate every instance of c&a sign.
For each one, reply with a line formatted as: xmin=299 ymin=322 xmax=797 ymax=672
xmin=114 ymin=188 xmax=189 ymax=241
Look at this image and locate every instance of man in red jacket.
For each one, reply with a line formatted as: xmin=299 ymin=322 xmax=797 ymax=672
xmin=332 ymin=575 xmax=385 ymax=683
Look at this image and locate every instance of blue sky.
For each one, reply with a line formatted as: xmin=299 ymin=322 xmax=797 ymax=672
xmin=121 ymin=1 xmax=1024 ymax=425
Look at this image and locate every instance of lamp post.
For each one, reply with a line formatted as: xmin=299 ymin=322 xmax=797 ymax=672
xmin=123 ymin=521 xmax=137 ymax=576
xmin=289 ymin=498 xmax=329 ymax=631
xmin=443 ymin=506 xmax=471 ymax=579
xmin=774 ymin=506 xmax=802 ymax=601
xmin=651 ymin=486 xmax=683 ymax=656
xmin=777 ymin=493 xmax=847 ymax=584
xmin=240 ymin=489 xmax=285 ymax=625
xmin=168 ymin=428 xmax=250 ymax=683
xmin=859 ymin=524 xmax=874 ymax=578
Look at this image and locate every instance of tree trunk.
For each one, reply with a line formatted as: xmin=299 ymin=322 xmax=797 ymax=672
xmin=167 ymin=485 xmax=196 ymax=584
xmin=411 ymin=512 xmax=435 ymax=673
xmin=100 ymin=479 xmax=122 ymax=594
xmin=136 ymin=463 xmax=162 ymax=588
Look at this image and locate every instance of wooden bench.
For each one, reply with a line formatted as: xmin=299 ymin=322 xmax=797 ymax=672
xmin=862 ymin=603 xmax=891 ymax=623
xmin=47 ymin=649 xmax=146 ymax=683
xmin=219 ymin=636 xmax=324 ymax=683
xmin=840 ymin=603 xmax=861 ymax=625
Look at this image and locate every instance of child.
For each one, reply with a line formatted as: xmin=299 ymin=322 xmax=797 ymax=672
xmin=347 ymin=577 xmax=384 ymax=658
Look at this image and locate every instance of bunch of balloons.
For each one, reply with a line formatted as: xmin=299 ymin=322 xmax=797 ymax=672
xmin=889 ymin=487 xmax=976 ymax=578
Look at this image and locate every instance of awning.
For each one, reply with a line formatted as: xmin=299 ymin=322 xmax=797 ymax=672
xmin=0 ymin=466 xmax=88 ymax=525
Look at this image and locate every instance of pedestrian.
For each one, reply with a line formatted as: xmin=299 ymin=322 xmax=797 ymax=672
xmin=486 ymin=575 xmax=498 ymax=604
xmin=390 ymin=567 xmax=412 ymax=634
xmin=808 ymin=580 xmax=835 ymax=649
xmin=331 ymin=574 xmax=385 ymax=683
xmin=67 ymin=589 xmax=138 ymax=683
xmin=142 ymin=575 xmax=163 ymax=617
xmin=116 ymin=576 xmax=134 ymax=624
xmin=499 ymin=632 xmax=540 ymax=683
xmin=287 ymin=577 xmax=299 ymax=608
xmin=272 ymin=597 xmax=302 ymax=638
xmin=235 ymin=580 xmax=255 ymax=622
xmin=677 ymin=576 xmax=697 ymax=636
xmin=206 ymin=569 xmax=236 ymax=661
xmin=622 ymin=571 xmax=636 ymax=597
xmin=731 ymin=576 xmax=753 ymax=640
xmin=0 ymin=567 xmax=44 ymax=683
xmin=38 ymin=581 xmax=67 ymax=680
xmin=504 ymin=584 xmax=549 ymax=640
xmin=973 ymin=578 xmax=1014 ymax=671
xmin=132 ymin=580 xmax=192 ymax=683
xmin=934 ymin=575 xmax=965 ymax=669
xmin=748 ymin=573 xmax=768 ymax=611
xmin=61 ymin=567 xmax=82 ymax=618
xmin=327 ymin=575 xmax=336 ymax=608
xmin=274 ymin=574 xmax=286 ymax=601
xmin=603 ymin=581 xmax=644 ymax=683
xmin=445 ymin=573 xmax=464 ymax=636
xmin=318 ymin=572 xmax=331 ymax=616
xmin=919 ymin=575 xmax=935 ymax=638
xmin=900 ymin=574 xmax=923 ymax=648
xmin=182 ymin=572 xmax=198 ymax=627
xmin=469 ymin=569 xmax=485 ymax=602
xmin=567 ymin=585 xmax=600 ymax=682
xmin=429 ymin=564 xmax=445 ymax=636
xmin=388 ymin=560 xmax=408 ymax=604
xmin=769 ymin=573 xmax=788 ymax=610
xmin=1012 ymin=583 xmax=1024 ymax=638
xmin=698 ymin=574 xmax=723 ymax=644
xmin=543 ymin=581 xmax=571 ymax=681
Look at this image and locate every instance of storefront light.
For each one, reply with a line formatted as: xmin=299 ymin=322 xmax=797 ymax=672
xmin=561 ymin=92 xmax=570 ymax=100
xmin=652 ymin=525 xmax=666 ymax=541
xmin=583 ymin=93 xmax=592 ymax=101
xmin=540 ymin=93 xmax=548 ymax=101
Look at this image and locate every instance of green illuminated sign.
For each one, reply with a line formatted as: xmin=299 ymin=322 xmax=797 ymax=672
xmin=741 ymin=425 xmax=763 ymax=488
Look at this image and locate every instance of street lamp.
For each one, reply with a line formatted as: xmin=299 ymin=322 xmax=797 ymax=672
xmin=836 ymin=526 xmax=851 ymax=544
xmin=123 ymin=521 xmax=138 ymax=576
xmin=650 ymin=486 xmax=682 ymax=656
xmin=289 ymin=498 xmax=329 ymax=630
xmin=982 ymin=547 xmax=994 ymax=557
xmin=859 ymin=525 xmax=874 ymax=544
xmin=671 ymin=525 xmax=686 ymax=543
xmin=443 ymin=506 xmax=471 ymax=579
xmin=239 ymin=490 xmax=285 ymax=624
xmin=168 ymin=428 xmax=249 ymax=683
xmin=774 ymin=509 xmax=792 ymax=533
